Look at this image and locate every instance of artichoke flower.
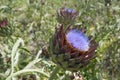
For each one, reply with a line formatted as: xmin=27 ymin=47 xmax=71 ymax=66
xmin=0 ymin=18 xmax=13 ymax=37
xmin=57 ymin=8 xmax=79 ymax=25
xmin=49 ymin=25 xmax=97 ymax=71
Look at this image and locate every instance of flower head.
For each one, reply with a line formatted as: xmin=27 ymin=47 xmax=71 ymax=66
xmin=49 ymin=25 xmax=97 ymax=71
xmin=57 ymin=8 xmax=79 ymax=25
xmin=66 ymin=29 xmax=90 ymax=51
xmin=63 ymin=8 xmax=76 ymax=14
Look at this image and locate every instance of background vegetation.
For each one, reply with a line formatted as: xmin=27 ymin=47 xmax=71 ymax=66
xmin=0 ymin=0 xmax=120 ymax=80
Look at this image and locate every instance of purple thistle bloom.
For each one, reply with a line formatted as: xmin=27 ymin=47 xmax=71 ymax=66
xmin=64 ymin=8 xmax=76 ymax=14
xmin=66 ymin=29 xmax=90 ymax=51
xmin=49 ymin=25 xmax=97 ymax=71
xmin=57 ymin=8 xmax=79 ymax=25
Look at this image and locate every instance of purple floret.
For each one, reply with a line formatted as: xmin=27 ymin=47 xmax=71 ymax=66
xmin=66 ymin=29 xmax=90 ymax=51
xmin=64 ymin=8 xmax=75 ymax=13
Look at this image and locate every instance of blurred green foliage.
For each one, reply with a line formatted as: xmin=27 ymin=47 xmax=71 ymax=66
xmin=0 ymin=0 xmax=120 ymax=80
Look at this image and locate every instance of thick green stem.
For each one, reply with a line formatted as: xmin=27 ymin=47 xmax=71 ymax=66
xmin=49 ymin=65 xmax=60 ymax=80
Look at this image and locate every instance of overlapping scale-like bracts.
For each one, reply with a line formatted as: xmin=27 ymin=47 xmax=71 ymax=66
xmin=49 ymin=24 xmax=97 ymax=71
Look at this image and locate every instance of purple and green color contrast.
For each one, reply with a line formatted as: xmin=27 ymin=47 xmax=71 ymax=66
xmin=49 ymin=8 xmax=97 ymax=71
xmin=49 ymin=25 xmax=97 ymax=71
xmin=57 ymin=8 xmax=79 ymax=25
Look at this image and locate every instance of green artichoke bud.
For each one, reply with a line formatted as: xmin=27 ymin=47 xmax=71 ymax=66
xmin=49 ymin=25 xmax=97 ymax=71
xmin=57 ymin=8 xmax=79 ymax=25
xmin=0 ymin=18 xmax=13 ymax=37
